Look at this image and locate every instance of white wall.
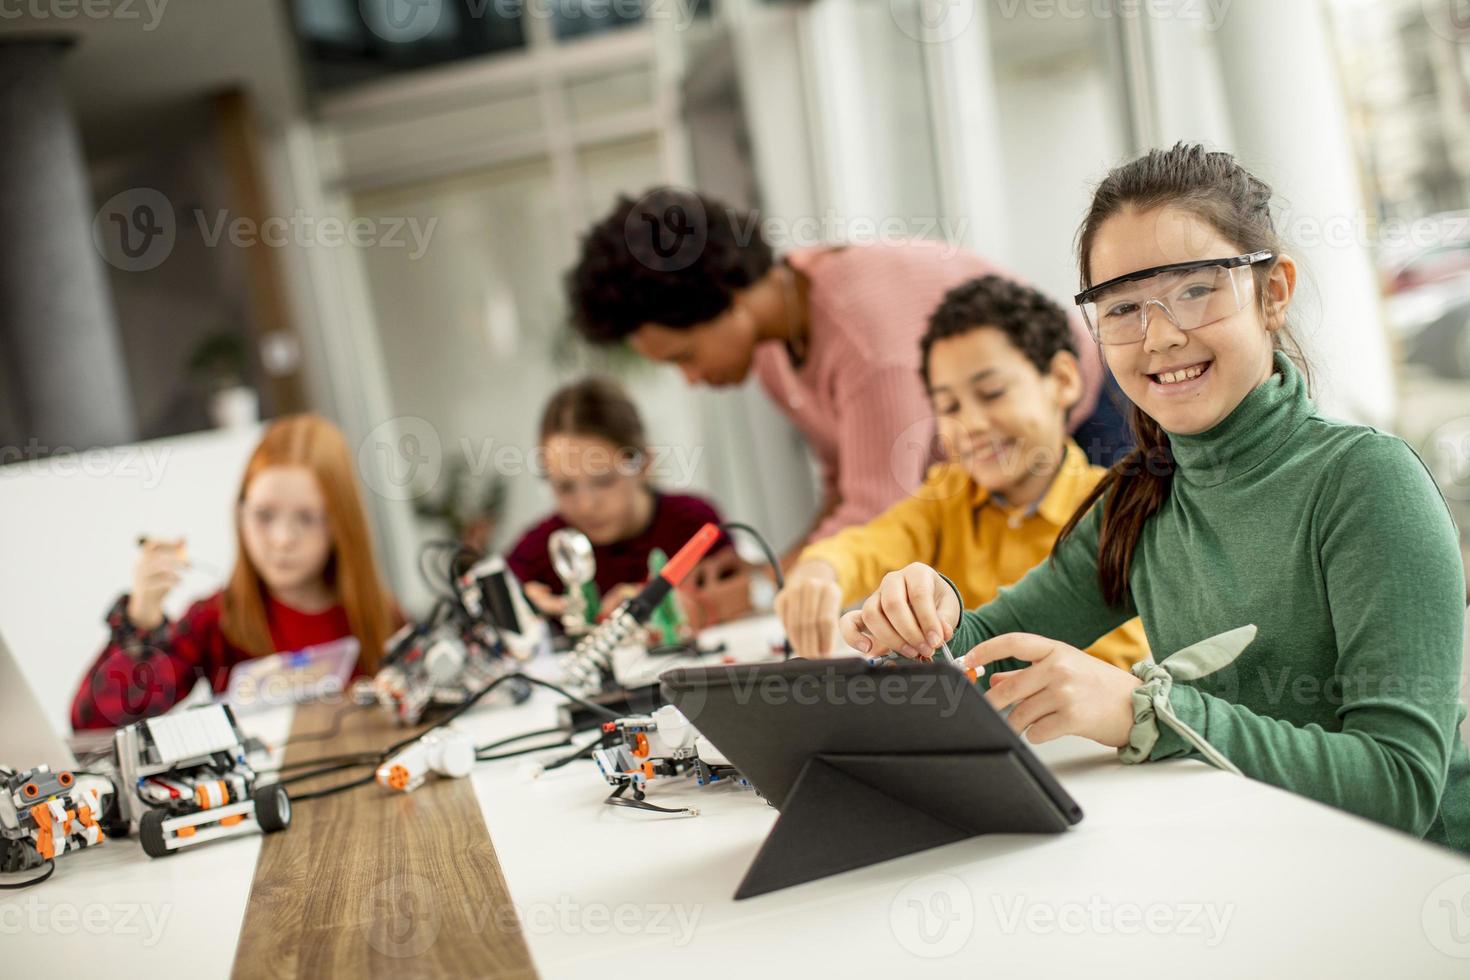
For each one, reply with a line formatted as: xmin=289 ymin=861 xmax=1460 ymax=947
xmin=0 ymin=426 xmax=261 ymax=737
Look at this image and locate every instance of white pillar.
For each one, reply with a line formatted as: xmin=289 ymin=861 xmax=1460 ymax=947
xmin=1210 ymin=0 xmax=1395 ymax=427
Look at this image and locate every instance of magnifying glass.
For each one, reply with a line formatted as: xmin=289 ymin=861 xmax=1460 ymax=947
xmin=548 ymin=528 xmax=596 ymax=632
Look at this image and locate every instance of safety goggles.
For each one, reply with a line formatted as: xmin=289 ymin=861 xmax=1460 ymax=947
xmin=1074 ymin=251 xmax=1275 ymax=345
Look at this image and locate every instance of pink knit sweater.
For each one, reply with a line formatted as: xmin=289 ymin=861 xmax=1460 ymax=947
xmin=752 ymin=241 xmax=1103 ymax=545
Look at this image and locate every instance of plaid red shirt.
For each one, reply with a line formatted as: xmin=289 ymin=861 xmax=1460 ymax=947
xmin=70 ymin=591 xmax=355 ymax=730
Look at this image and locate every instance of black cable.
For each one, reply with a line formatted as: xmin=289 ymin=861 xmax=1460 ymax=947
xmin=476 ymin=726 xmax=565 ymax=754
xmin=476 ymin=740 xmax=571 ymax=762
xmin=720 ymin=521 xmax=792 ymax=658
xmin=720 ymin=522 xmax=785 ymax=591
xmin=0 ymin=858 xmax=54 ymax=889
xmin=276 ymin=760 xmax=378 ymax=785
xmin=273 ymin=752 xmax=380 ymax=773
xmin=418 ymin=540 xmax=464 ymax=601
xmin=284 ymin=702 xmax=366 ymax=747
xmin=540 ymin=736 xmax=600 ymax=772
xmin=377 ymin=673 xmax=619 ymax=762
xmin=604 ymin=782 xmax=694 ymax=815
xmin=288 ymin=772 xmax=376 ymax=802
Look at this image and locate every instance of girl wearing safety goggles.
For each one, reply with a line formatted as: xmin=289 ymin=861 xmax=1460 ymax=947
xmin=838 ymin=143 xmax=1470 ymax=853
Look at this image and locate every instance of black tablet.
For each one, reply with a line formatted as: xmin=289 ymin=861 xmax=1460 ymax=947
xmin=660 ymin=656 xmax=1083 ymax=898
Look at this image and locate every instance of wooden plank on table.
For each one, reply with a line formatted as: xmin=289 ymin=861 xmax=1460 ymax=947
xmin=232 ymin=701 xmax=537 ymax=980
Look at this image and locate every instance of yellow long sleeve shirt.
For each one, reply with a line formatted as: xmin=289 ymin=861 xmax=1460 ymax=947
xmin=798 ymin=441 xmax=1148 ymax=670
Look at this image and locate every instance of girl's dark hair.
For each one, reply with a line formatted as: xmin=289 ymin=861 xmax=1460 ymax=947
xmin=1059 ymin=142 xmax=1308 ymax=607
xmin=919 ymin=274 xmax=1075 ymax=390
xmin=567 ymin=188 xmax=774 ymax=344
xmin=539 ymin=375 xmax=646 ymax=455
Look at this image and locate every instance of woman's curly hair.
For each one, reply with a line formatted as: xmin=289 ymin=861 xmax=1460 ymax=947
xmin=567 ymin=188 xmax=774 ymax=344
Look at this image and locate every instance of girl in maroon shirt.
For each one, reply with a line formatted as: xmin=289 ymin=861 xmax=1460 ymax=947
xmin=71 ymin=415 xmax=400 ymax=730
xmin=506 ymin=377 xmax=747 ymax=628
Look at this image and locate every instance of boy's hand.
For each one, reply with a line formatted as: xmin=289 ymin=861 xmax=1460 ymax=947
xmin=775 ymin=560 xmax=843 ymax=658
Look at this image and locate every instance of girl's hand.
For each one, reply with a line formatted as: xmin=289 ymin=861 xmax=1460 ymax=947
xmin=129 ymin=538 xmax=185 ymax=631
xmin=836 ymin=563 xmax=960 ymax=660
xmin=774 ymin=560 xmax=843 ymax=658
xmin=601 ymin=583 xmax=641 ymax=613
xmin=960 ymin=634 xmax=1141 ymax=747
xmin=523 ymin=581 xmax=569 ymax=616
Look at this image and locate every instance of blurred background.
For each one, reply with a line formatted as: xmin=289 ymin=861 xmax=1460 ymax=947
xmin=2 ymin=0 xmax=1469 ymax=715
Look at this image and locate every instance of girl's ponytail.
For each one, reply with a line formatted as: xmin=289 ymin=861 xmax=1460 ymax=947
xmin=1059 ymin=404 xmax=1174 ymax=607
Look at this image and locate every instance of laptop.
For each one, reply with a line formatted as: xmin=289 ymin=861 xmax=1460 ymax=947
xmin=0 ymin=627 xmax=78 ymax=772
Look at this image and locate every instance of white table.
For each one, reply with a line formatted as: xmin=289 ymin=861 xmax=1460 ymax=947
xmin=8 ymin=616 xmax=1470 ymax=978
xmin=1 ymin=709 xmax=293 ymax=974
xmin=460 ymin=617 xmax=1470 ymax=978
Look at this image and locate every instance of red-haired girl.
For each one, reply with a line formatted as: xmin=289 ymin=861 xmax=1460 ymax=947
xmin=71 ymin=414 xmax=399 ymax=729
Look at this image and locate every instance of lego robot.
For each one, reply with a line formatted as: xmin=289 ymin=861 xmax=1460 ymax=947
xmin=112 ymin=704 xmax=291 ymax=858
xmin=0 ymin=765 xmax=109 ymax=872
xmin=592 ymin=704 xmax=749 ymax=815
xmin=373 ymin=554 xmax=543 ymax=726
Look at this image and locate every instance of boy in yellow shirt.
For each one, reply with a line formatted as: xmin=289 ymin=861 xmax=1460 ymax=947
xmin=775 ymin=275 xmax=1147 ymax=668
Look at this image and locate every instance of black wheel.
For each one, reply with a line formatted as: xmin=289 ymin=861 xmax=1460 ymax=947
xmin=138 ymin=810 xmax=173 ymax=858
xmin=252 ymin=782 xmax=291 ymax=833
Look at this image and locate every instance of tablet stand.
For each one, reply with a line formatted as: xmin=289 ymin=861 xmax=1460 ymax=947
xmin=735 ymin=750 xmax=1073 ymax=900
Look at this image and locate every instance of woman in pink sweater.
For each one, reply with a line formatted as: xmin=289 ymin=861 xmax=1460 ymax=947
xmin=567 ymin=188 xmax=1114 ymax=554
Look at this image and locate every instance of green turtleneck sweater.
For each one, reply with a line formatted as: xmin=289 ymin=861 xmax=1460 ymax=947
xmin=951 ymin=352 xmax=1470 ymax=852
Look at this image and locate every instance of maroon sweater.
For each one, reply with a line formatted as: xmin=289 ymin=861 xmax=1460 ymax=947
xmin=506 ymin=492 xmax=729 ymax=597
xmin=71 ymin=592 xmax=356 ymax=731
